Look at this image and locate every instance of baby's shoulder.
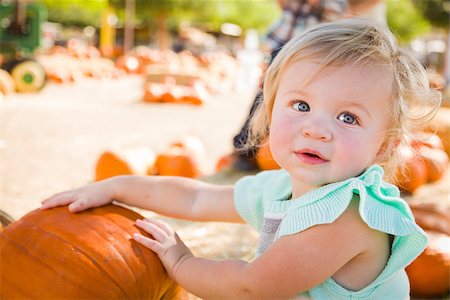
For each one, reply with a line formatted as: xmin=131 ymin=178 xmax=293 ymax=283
xmin=336 ymin=194 xmax=388 ymax=248
xmin=331 ymin=195 xmax=392 ymax=290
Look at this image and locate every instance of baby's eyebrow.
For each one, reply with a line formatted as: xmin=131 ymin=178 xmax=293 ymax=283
xmin=341 ymin=101 xmax=372 ymax=117
xmin=280 ymin=90 xmax=309 ymax=98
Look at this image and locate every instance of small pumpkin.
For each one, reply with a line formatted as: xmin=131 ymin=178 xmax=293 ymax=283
xmin=143 ymin=83 xmax=165 ymax=103
xmin=394 ymin=145 xmax=428 ymax=193
xmin=95 ymin=148 xmax=155 ymax=181
xmin=256 ymin=142 xmax=280 ymax=171
xmin=154 ymin=146 xmax=201 ymax=178
xmin=406 ymin=231 xmax=450 ymax=298
xmin=215 ymin=154 xmax=234 ymax=172
xmin=394 ymin=133 xmax=448 ymax=193
xmin=0 ymin=204 xmax=184 ymax=299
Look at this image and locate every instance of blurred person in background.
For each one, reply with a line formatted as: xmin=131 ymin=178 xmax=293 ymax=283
xmin=231 ymin=0 xmax=385 ymax=171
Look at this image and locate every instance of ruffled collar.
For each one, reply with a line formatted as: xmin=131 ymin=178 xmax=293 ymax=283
xmin=286 ymin=165 xmax=398 ymax=205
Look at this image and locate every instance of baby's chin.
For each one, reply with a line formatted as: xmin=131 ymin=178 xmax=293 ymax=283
xmin=289 ymin=168 xmax=362 ymax=189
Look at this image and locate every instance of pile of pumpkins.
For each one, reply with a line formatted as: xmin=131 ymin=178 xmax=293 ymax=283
xmin=116 ymin=47 xmax=238 ymax=94
xmin=143 ymin=76 xmax=209 ymax=106
xmin=95 ymin=136 xmax=206 ymax=182
xmin=37 ymin=41 xmax=123 ymax=84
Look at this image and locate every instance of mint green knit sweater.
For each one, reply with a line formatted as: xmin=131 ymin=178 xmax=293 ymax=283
xmin=234 ymin=165 xmax=427 ymax=299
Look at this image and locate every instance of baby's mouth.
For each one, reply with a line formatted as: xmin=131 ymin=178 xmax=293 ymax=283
xmin=295 ymin=149 xmax=328 ymax=164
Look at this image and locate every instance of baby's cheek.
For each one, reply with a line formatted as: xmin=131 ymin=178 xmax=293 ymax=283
xmin=338 ymin=136 xmax=379 ymax=167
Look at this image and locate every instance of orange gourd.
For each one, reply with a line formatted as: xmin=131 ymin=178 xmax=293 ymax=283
xmin=406 ymin=231 xmax=450 ymax=298
xmin=256 ymin=142 xmax=280 ymax=170
xmin=0 ymin=204 xmax=184 ymax=299
xmin=394 ymin=145 xmax=428 ymax=193
xmin=143 ymin=83 xmax=165 ymax=103
xmin=96 ymin=151 xmax=133 ymax=181
xmin=215 ymin=154 xmax=233 ymax=172
xmin=154 ymin=146 xmax=201 ymax=178
xmin=95 ymin=148 xmax=155 ymax=181
xmin=394 ymin=134 xmax=448 ymax=193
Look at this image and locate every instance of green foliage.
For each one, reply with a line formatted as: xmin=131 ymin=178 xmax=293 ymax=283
xmin=387 ymin=0 xmax=431 ymax=43
xmin=36 ymin=0 xmax=107 ymax=27
xmin=182 ymin=1 xmax=280 ymax=33
xmin=35 ymin=0 xmax=279 ymax=34
xmin=109 ymin=0 xmax=279 ymax=33
xmin=413 ymin=0 xmax=449 ymax=29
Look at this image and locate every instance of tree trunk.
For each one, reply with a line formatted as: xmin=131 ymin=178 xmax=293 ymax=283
xmin=124 ymin=0 xmax=135 ymax=53
xmin=445 ymin=30 xmax=450 ymax=87
xmin=157 ymin=14 xmax=170 ymax=51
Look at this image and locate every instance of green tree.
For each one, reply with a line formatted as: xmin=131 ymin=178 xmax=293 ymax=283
xmin=413 ymin=0 xmax=449 ymax=29
xmin=109 ymin=0 xmax=279 ymax=50
xmin=413 ymin=0 xmax=450 ymax=85
xmin=387 ymin=0 xmax=431 ymax=44
xmin=36 ymin=0 xmax=108 ymax=27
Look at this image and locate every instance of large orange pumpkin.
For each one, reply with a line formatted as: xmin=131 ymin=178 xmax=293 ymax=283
xmin=406 ymin=231 xmax=450 ymax=298
xmin=0 ymin=204 xmax=184 ymax=299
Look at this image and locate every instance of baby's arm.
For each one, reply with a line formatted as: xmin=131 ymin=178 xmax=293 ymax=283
xmin=135 ymin=203 xmax=373 ymax=299
xmin=41 ymin=175 xmax=242 ymax=223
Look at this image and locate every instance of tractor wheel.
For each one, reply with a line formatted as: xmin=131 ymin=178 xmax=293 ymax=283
xmin=10 ymin=60 xmax=46 ymax=93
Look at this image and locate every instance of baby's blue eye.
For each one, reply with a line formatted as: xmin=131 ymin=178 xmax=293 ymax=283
xmin=293 ymin=101 xmax=309 ymax=112
xmin=338 ymin=112 xmax=358 ymax=125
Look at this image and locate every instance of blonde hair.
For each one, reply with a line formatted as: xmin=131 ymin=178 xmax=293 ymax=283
xmin=245 ymin=18 xmax=441 ymax=179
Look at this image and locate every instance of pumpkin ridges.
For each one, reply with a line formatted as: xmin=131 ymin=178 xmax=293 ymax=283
xmin=1 ymin=222 xmax=117 ymax=298
xmin=22 ymin=216 xmax=129 ymax=298
xmin=86 ymin=206 xmax=164 ymax=299
xmin=63 ymin=214 xmax=144 ymax=299
xmin=31 ymin=208 xmax=141 ymax=299
xmin=90 ymin=206 xmax=178 ymax=299
xmin=91 ymin=206 xmax=174 ymax=299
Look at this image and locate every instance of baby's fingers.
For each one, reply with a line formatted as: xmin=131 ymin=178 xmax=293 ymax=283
xmin=135 ymin=219 xmax=168 ymax=242
xmin=142 ymin=218 xmax=174 ymax=235
xmin=40 ymin=192 xmax=75 ymax=209
xmin=133 ymin=233 xmax=164 ymax=255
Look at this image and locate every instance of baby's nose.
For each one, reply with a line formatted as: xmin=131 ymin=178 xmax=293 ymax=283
xmin=302 ymin=125 xmax=332 ymax=141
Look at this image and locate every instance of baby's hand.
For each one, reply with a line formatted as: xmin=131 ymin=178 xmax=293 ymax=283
xmin=134 ymin=218 xmax=193 ymax=278
xmin=40 ymin=180 xmax=115 ymax=212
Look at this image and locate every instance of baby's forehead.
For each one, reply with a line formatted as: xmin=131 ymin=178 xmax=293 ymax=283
xmin=276 ymin=60 xmax=395 ymax=109
xmin=281 ymin=59 xmax=394 ymax=89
